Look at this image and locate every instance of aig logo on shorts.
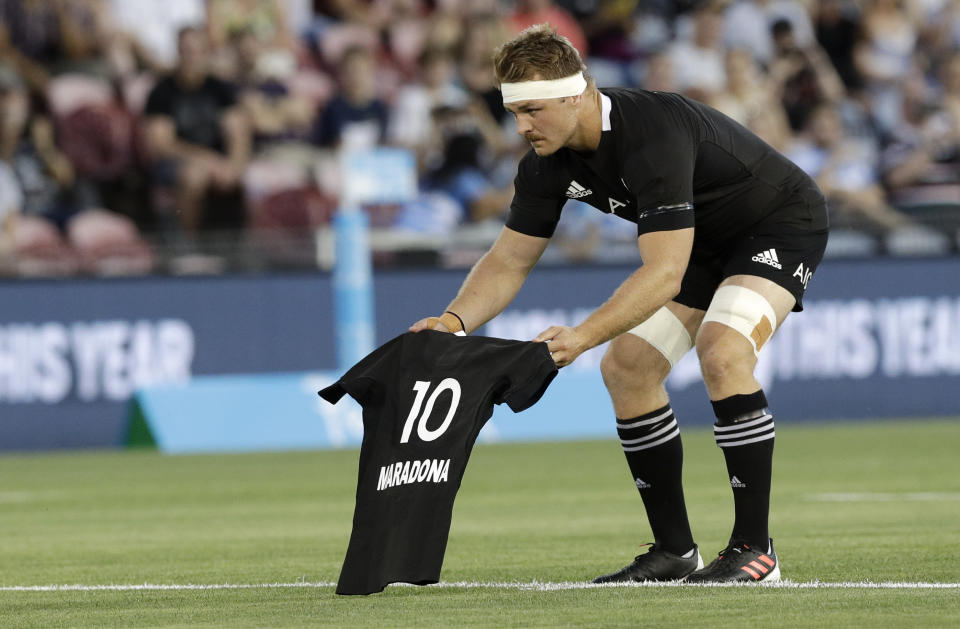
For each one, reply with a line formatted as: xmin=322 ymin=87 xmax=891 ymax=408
xmin=793 ymin=263 xmax=813 ymax=289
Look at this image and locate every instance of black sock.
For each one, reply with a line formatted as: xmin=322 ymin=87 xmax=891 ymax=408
xmin=616 ymin=404 xmax=694 ymax=555
xmin=711 ymin=390 xmax=775 ymax=549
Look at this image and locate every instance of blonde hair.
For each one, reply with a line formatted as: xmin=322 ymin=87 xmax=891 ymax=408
xmin=493 ymin=24 xmax=587 ymax=84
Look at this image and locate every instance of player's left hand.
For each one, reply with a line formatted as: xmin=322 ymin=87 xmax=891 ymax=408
xmin=534 ymin=325 xmax=589 ymax=368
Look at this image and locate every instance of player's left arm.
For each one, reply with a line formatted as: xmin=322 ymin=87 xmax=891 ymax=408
xmin=534 ymin=227 xmax=693 ymax=366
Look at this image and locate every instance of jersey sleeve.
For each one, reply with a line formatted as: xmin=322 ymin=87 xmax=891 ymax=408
xmin=505 ymin=152 xmax=565 ymax=238
xmin=496 ymin=342 xmax=558 ymax=412
xmin=318 ymin=334 xmax=405 ymax=406
xmin=622 ymin=132 xmax=696 ymax=235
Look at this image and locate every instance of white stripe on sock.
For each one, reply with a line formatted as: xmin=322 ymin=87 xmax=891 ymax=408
xmin=717 ymin=431 xmax=776 ymax=448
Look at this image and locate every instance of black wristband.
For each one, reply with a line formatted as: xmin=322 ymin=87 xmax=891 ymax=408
xmin=445 ymin=311 xmax=466 ymax=333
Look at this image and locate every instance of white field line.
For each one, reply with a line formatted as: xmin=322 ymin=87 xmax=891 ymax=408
xmin=2 ymin=580 xmax=959 ymax=592
xmin=806 ymin=492 xmax=960 ymax=502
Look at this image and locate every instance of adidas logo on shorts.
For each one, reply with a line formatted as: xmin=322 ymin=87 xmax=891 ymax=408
xmin=751 ymin=248 xmax=782 ymax=270
xmin=730 ymin=475 xmax=747 ymax=488
xmin=565 ymin=180 xmax=592 ymax=199
xmin=635 ymin=477 xmax=651 ymax=489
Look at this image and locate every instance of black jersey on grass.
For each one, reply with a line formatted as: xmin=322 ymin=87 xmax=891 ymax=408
xmin=319 ymin=331 xmax=557 ymax=595
xmin=507 ymin=88 xmax=826 ymax=249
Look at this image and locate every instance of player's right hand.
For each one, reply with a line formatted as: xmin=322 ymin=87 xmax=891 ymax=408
xmin=409 ymin=317 xmax=452 ymax=333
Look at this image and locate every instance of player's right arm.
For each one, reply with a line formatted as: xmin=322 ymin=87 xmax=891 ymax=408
xmin=410 ymin=226 xmax=549 ymax=334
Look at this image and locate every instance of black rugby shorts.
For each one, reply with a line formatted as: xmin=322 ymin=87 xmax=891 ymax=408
xmin=675 ymin=218 xmax=828 ymax=313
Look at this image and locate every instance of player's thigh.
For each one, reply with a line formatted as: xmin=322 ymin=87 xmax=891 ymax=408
xmin=697 ymin=221 xmax=828 ymax=353
xmin=696 ymin=275 xmax=794 ymax=358
xmin=603 ymin=301 xmax=705 ymax=388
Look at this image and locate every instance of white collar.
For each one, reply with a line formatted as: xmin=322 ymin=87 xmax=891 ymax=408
xmin=601 ymin=93 xmax=612 ymax=131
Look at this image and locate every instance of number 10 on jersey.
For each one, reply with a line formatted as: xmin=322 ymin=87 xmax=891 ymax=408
xmin=400 ymin=379 xmax=462 ymax=443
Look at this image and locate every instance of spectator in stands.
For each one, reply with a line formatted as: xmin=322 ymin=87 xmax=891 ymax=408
xmin=0 ymin=67 xmax=151 ymax=274
xmin=107 ymin=0 xmax=206 ymax=73
xmin=641 ymin=49 xmax=678 ymax=93
xmin=419 ymin=104 xmax=513 ymax=224
xmin=228 ymin=25 xmax=325 ymax=228
xmin=0 ymin=0 xmax=119 ymax=82
xmin=705 ymin=45 xmax=796 ymax=152
xmin=710 ymin=48 xmax=775 ymax=127
xmin=0 ymin=11 xmax=50 ymax=95
xmin=207 ymin=0 xmax=297 ymax=81
xmin=0 ymin=71 xmax=82 ymax=231
xmin=388 ymin=47 xmax=468 ymax=158
xmin=388 ymin=103 xmax=513 ymax=238
xmin=723 ymin=0 xmax=817 ymax=66
xmin=508 ymin=0 xmax=588 ymax=56
xmin=568 ymin=0 xmax=644 ymax=88
xmin=457 ymin=13 xmax=512 ymax=127
xmin=0 ymin=0 xmax=142 ymax=94
xmin=854 ymin=0 xmax=918 ymax=134
xmin=769 ymin=17 xmax=845 ymax=131
xmin=143 ymin=26 xmax=252 ymax=234
xmin=880 ymin=55 xmax=960 ymax=207
xmin=812 ymin=0 xmax=864 ymax=91
xmin=208 ymin=0 xmax=292 ymax=52
xmin=0 ymin=160 xmax=19 ymax=270
xmin=231 ymin=27 xmax=314 ymax=148
xmin=312 ymin=44 xmax=387 ymax=149
xmin=418 ymin=1 xmax=466 ymax=59
xmin=668 ymin=0 xmax=727 ymax=102
xmin=786 ymin=101 xmax=911 ymax=234
xmin=943 ymin=51 xmax=960 ymax=146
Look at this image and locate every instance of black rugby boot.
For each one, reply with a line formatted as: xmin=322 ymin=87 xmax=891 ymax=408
xmin=592 ymin=544 xmax=703 ymax=583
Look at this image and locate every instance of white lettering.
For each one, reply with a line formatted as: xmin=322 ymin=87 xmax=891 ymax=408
xmin=101 ymin=321 xmax=130 ymax=400
xmin=71 ymin=322 xmax=102 ymax=401
xmin=417 ymin=378 xmax=460 ymax=442
xmin=376 ymin=459 xmax=452 ymax=491
xmin=429 ymin=459 xmax=444 ymax=482
xmin=378 ymin=465 xmax=389 ymax=491
xmin=838 ymin=300 xmax=877 ymax=378
xmin=37 ymin=323 xmax=71 ymax=403
xmin=793 ymin=263 xmax=813 ymax=289
xmin=156 ymin=319 xmax=194 ymax=382
xmin=0 ymin=319 xmax=196 ymax=405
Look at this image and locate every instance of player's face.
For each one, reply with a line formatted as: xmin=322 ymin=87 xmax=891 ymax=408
xmin=505 ymin=97 xmax=579 ymax=156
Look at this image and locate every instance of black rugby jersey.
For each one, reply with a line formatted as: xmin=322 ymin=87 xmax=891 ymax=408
xmin=319 ymin=331 xmax=557 ymax=595
xmin=507 ymin=88 xmax=826 ymax=249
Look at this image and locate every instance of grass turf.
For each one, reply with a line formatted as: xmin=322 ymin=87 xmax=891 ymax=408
xmin=0 ymin=419 xmax=958 ymax=627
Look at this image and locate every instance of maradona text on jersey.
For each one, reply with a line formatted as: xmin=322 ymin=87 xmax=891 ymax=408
xmin=377 ymin=458 xmax=451 ymax=491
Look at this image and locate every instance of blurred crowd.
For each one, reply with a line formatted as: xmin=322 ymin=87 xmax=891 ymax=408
xmin=0 ymin=0 xmax=958 ymax=275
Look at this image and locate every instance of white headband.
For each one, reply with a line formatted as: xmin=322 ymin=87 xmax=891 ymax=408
xmin=500 ymin=71 xmax=587 ymax=104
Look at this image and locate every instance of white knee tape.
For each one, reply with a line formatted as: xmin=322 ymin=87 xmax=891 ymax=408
xmin=627 ymin=307 xmax=694 ymax=367
xmin=702 ymin=285 xmax=778 ymax=356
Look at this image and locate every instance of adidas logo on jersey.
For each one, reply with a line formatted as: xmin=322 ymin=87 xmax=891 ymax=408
xmin=565 ymin=180 xmax=592 ymax=198
xmin=635 ymin=477 xmax=651 ymax=489
xmin=730 ymin=475 xmax=747 ymax=488
xmin=751 ymin=248 xmax=782 ymax=270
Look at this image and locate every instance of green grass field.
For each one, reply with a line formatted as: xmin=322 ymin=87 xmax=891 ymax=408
xmin=1 ymin=419 xmax=958 ymax=628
